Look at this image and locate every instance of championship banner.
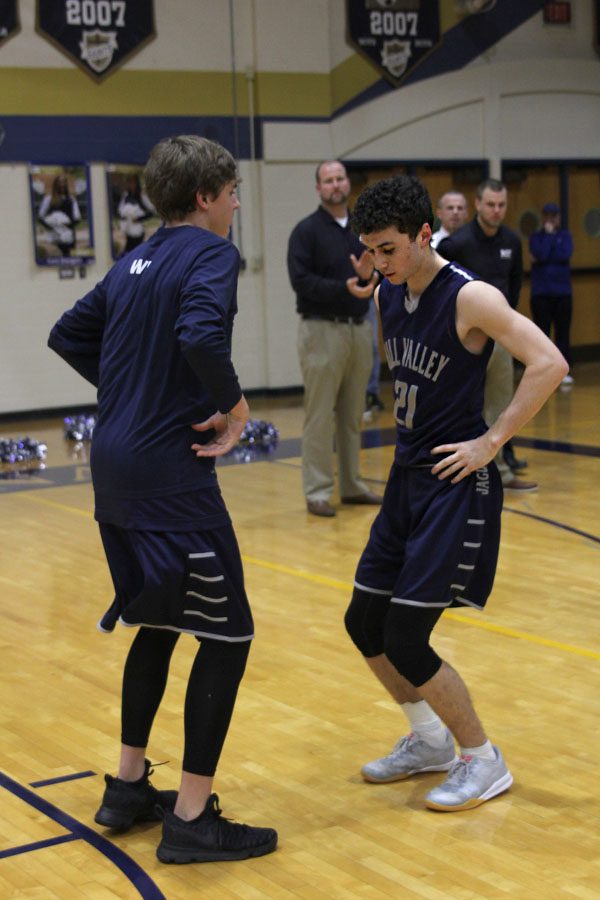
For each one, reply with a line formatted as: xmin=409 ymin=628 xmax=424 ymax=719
xmin=35 ymin=0 xmax=155 ymax=82
xmin=0 ymin=0 xmax=20 ymax=48
xmin=346 ymin=0 xmax=441 ymax=87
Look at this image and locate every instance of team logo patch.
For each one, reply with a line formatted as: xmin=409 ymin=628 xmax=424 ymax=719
xmin=381 ymin=39 xmax=412 ymax=78
xmin=79 ymin=29 xmax=118 ymax=73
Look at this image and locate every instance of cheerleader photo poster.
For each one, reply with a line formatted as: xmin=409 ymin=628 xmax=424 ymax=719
xmin=29 ymin=164 xmax=95 ymax=267
xmin=106 ymin=164 xmax=159 ymax=260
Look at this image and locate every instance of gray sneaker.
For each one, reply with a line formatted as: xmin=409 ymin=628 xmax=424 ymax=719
xmin=425 ymin=746 xmax=513 ymax=811
xmin=361 ymin=730 xmax=457 ymax=784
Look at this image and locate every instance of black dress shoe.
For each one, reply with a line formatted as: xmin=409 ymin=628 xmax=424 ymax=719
xmin=503 ymin=478 xmax=538 ymax=493
xmin=307 ymin=499 xmax=336 ymax=517
xmin=341 ymin=491 xmax=383 ymax=506
xmin=503 ymin=440 xmax=527 ymax=471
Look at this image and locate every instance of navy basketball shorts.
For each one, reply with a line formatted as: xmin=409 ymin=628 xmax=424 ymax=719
xmin=354 ymin=461 xmax=503 ymax=611
xmin=98 ymin=521 xmax=254 ymax=642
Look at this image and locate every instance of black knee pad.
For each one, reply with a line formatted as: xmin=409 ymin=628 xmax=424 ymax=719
xmin=344 ymin=587 xmax=390 ymax=657
xmin=383 ymin=603 xmax=443 ymax=687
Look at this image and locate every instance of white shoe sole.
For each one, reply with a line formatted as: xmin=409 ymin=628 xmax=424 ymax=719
xmin=425 ymin=770 xmax=513 ymax=811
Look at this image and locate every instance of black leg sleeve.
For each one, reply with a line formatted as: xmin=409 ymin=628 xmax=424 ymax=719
xmin=183 ymin=638 xmax=251 ymax=776
xmin=121 ymin=627 xmax=180 ymax=747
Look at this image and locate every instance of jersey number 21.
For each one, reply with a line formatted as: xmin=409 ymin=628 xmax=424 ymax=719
xmin=393 ymin=380 xmax=418 ymax=429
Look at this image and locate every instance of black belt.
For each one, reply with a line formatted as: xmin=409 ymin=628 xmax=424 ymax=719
xmin=301 ymin=314 xmax=364 ymax=325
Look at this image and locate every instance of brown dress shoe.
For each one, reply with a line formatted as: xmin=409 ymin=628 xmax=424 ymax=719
xmin=503 ymin=478 xmax=538 ymax=493
xmin=341 ymin=491 xmax=383 ymax=505
xmin=306 ymin=499 xmax=336 ymax=517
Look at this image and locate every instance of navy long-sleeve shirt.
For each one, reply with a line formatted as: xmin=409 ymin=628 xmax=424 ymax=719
xmin=287 ymin=206 xmax=370 ymax=318
xmin=48 ymin=224 xmax=242 ymax=527
xmin=438 ymin=218 xmax=523 ymax=309
xmin=529 ymin=228 xmax=573 ymax=296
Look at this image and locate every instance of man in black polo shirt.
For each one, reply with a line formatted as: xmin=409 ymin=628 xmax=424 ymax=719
xmin=287 ymin=160 xmax=382 ymax=516
xmin=438 ymin=178 xmax=537 ymax=492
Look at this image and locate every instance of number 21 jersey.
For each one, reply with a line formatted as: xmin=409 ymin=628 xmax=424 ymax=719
xmin=378 ymin=262 xmax=493 ymax=467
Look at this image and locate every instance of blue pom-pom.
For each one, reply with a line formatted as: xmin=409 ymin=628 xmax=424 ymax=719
xmin=225 ymin=419 xmax=279 ymax=463
xmin=64 ymin=412 xmax=97 ymax=441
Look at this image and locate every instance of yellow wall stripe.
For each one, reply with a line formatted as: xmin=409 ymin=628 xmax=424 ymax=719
xmin=1 ymin=67 xmax=337 ymax=117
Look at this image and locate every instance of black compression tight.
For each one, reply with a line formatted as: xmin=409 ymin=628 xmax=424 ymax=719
xmin=183 ymin=637 xmax=250 ymax=775
xmin=120 ymin=626 xmax=250 ymax=776
xmin=121 ymin=627 xmax=179 ymax=748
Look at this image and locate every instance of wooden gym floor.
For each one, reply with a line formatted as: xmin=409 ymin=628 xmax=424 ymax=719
xmin=0 ymin=363 xmax=599 ymax=899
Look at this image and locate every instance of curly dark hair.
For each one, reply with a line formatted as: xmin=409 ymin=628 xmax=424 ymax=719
xmin=350 ymin=175 xmax=433 ymax=241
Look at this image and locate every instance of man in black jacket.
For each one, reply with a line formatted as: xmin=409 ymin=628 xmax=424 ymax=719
xmin=287 ymin=160 xmax=382 ymax=516
xmin=438 ymin=178 xmax=536 ymax=492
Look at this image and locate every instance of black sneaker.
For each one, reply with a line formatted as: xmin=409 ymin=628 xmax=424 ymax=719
xmin=156 ymin=793 xmax=278 ymax=863
xmin=94 ymin=759 xmax=177 ymax=831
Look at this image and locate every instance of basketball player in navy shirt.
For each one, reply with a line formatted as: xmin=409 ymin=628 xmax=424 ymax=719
xmin=345 ymin=176 xmax=567 ymax=811
xmin=48 ymin=136 xmax=277 ymax=862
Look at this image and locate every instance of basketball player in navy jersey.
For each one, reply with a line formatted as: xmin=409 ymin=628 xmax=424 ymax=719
xmin=344 ymin=176 xmax=567 ymax=811
xmin=48 ymin=136 xmax=277 ymax=861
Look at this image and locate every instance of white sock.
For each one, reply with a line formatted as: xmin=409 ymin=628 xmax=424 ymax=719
xmin=460 ymin=740 xmax=496 ymax=761
xmin=401 ymin=701 xmax=448 ymax=748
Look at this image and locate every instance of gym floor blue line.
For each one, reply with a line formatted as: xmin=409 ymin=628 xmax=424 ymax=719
xmin=0 ymin=771 xmax=166 ymax=899
xmin=1 ymin=429 xmax=599 ymax=495
xmin=0 ymin=833 xmax=79 ymax=859
xmin=30 ymin=770 xmax=96 ymax=788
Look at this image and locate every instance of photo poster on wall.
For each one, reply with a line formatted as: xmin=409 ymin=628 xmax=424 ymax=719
xmin=29 ymin=164 xmax=95 ymax=269
xmin=106 ymin=164 xmax=159 ymax=260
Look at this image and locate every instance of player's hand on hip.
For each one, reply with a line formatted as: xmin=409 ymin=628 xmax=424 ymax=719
xmin=431 ymin=436 xmax=494 ymax=484
xmin=191 ymin=395 xmax=250 ymax=457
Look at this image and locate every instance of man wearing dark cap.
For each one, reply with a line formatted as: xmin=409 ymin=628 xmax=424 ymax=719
xmin=529 ymin=203 xmax=574 ymax=387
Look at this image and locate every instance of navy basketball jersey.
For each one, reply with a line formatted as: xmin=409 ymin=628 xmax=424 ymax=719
xmin=378 ymin=262 xmax=493 ymax=466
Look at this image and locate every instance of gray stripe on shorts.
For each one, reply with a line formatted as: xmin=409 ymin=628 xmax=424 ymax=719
xmin=183 ymin=610 xmax=228 ymax=622
xmin=186 ymin=591 xmax=227 ymax=603
xmin=189 ymin=551 xmax=216 ymax=558
xmin=454 ymin=596 xmax=484 ymax=609
xmin=463 ymin=541 xmax=481 ymax=548
xmin=190 ymin=572 xmax=224 ymax=582
xmin=391 ymin=597 xmax=449 ymax=608
xmin=467 ymin=519 xmax=485 ymax=525
xmin=354 ymin=580 xmax=393 ymax=596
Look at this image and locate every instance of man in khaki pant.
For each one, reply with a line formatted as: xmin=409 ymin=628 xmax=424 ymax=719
xmin=287 ymin=161 xmax=383 ymax=516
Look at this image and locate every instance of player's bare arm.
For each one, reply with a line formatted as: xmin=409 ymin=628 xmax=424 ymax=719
xmin=431 ymin=281 xmax=568 ymax=483
xmin=191 ymin=394 xmax=250 ymax=457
